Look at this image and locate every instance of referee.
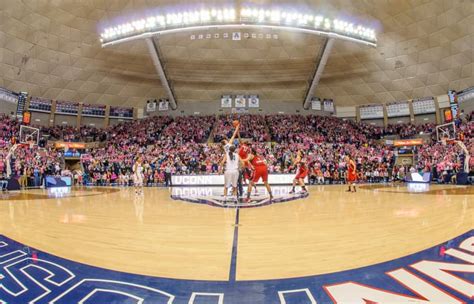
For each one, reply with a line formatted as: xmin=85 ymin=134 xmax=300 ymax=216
xmin=164 ymin=162 xmax=172 ymax=187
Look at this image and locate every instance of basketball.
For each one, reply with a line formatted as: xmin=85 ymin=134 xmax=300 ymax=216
xmin=232 ymin=120 xmax=239 ymax=127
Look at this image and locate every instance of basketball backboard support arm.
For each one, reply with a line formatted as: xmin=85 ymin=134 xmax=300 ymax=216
xmin=303 ymin=37 xmax=335 ymax=109
xmin=5 ymin=144 xmax=18 ymax=177
xmin=454 ymin=140 xmax=470 ymax=173
xmin=146 ymin=37 xmax=177 ymax=110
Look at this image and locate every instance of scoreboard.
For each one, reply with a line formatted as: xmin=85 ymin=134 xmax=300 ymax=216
xmin=16 ymin=92 xmax=28 ymax=119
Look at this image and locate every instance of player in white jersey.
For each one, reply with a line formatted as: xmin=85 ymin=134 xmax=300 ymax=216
xmin=222 ymin=145 xmax=240 ymax=201
xmin=221 ymin=123 xmax=240 ymax=201
xmin=133 ymin=157 xmax=144 ymax=195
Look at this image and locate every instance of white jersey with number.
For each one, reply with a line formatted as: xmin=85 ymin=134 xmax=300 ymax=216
xmin=133 ymin=163 xmax=144 ymax=185
xmin=225 ymin=152 xmax=239 ymax=173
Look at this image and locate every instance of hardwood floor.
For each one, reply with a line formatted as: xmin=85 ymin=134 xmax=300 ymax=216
xmin=0 ymin=184 xmax=471 ymax=282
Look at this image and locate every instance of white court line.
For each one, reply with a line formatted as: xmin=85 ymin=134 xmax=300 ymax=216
xmin=189 ymin=292 xmax=224 ymax=304
xmin=278 ymin=288 xmax=317 ymax=304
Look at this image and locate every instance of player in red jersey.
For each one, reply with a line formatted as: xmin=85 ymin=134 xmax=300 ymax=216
xmin=238 ymin=140 xmax=251 ymax=170
xmin=290 ymin=150 xmax=308 ymax=194
xmin=243 ymin=147 xmax=273 ymax=202
xmin=237 ymin=136 xmax=257 ymax=195
xmin=345 ymin=155 xmax=357 ymax=193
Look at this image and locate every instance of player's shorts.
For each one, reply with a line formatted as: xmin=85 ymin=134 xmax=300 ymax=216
xmin=225 ymin=171 xmax=239 ymax=188
xmin=347 ymin=173 xmax=357 ymax=182
xmin=252 ymin=166 xmax=268 ymax=183
xmin=295 ymin=169 xmax=308 ymax=179
xmin=133 ymin=174 xmax=144 ymax=186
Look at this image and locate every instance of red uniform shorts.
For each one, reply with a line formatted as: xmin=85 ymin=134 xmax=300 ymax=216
xmin=348 ymin=173 xmax=357 ymax=182
xmin=252 ymin=166 xmax=268 ymax=183
xmin=295 ymin=168 xmax=308 ymax=179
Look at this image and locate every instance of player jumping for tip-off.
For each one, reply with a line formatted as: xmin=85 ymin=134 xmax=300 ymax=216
xmin=242 ymin=147 xmax=273 ymax=203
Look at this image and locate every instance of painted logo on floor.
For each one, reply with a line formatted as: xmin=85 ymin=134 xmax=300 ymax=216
xmin=171 ymin=186 xmax=309 ymax=208
xmin=0 ymin=230 xmax=472 ymax=303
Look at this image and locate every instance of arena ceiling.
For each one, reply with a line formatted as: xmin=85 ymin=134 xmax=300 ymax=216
xmin=0 ymin=0 xmax=473 ymax=108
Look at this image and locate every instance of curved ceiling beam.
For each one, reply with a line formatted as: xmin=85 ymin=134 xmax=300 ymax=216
xmin=101 ymin=23 xmax=376 ymax=48
xmin=99 ymin=7 xmax=377 ymax=48
xmin=303 ymin=37 xmax=335 ymax=110
xmin=145 ymin=38 xmax=177 ymax=110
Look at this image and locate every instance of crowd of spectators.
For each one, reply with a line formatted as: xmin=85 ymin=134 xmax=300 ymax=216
xmin=0 ymin=111 xmax=472 ymax=188
xmin=214 ymin=114 xmax=270 ymax=142
xmin=161 ymin=116 xmax=215 ymax=144
xmin=383 ymin=123 xmax=436 ymax=139
xmin=41 ymin=125 xmax=108 ymax=142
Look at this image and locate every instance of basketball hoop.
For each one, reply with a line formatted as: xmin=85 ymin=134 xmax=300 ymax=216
xmin=436 ymin=122 xmax=456 ymax=144
xmin=19 ymin=125 xmax=40 ymax=146
xmin=441 ymin=138 xmax=455 ymax=146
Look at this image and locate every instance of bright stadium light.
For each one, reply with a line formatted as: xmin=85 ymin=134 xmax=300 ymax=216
xmin=99 ymin=5 xmax=377 ymax=47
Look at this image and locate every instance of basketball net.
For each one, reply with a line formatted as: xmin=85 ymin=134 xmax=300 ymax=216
xmin=441 ymin=137 xmax=455 ymax=146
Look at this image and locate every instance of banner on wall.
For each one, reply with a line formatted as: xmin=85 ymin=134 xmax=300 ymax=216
xmin=311 ymin=97 xmax=322 ymax=110
xmin=158 ymin=99 xmax=169 ymax=111
xmin=235 ymin=95 xmax=246 ymax=108
xmin=248 ymin=95 xmax=259 ymax=108
xmin=221 ymin=95 xmax=232 ymax=108
xmin=323 ymin=99 xmax=334 ymax=112
xmin=146 ymin=100 xmax=157 ymax=113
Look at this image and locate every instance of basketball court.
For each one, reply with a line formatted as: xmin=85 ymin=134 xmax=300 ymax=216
xmin=0 ymin=184 xmax=472 ymax=303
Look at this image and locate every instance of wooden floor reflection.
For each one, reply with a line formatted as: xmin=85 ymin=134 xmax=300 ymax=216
xmin=0 ymin=184 xmax=472 ymax=281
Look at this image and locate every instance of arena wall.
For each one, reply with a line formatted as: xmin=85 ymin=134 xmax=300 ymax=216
xmin=54 ymin=114 xmax=77 ymax=127
xmin=460 ymin=98 xmax=474 ymax=114
xmin=0 ymin=99 xmax=17 ymax=116
xmin=109 ymin=118 xmax=132 ymax=126
xmin=387 ymin=116 xmax=411 ymax=125
xmin=31 ymin=112 xmax=51 ymax=126
xmin=81 ymin=116 xmax=105 ymax=128
xmin=414 ymin=114 xmax=436 ymax=125
xmin=360 ymin=119 xmax=384 ymax=127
